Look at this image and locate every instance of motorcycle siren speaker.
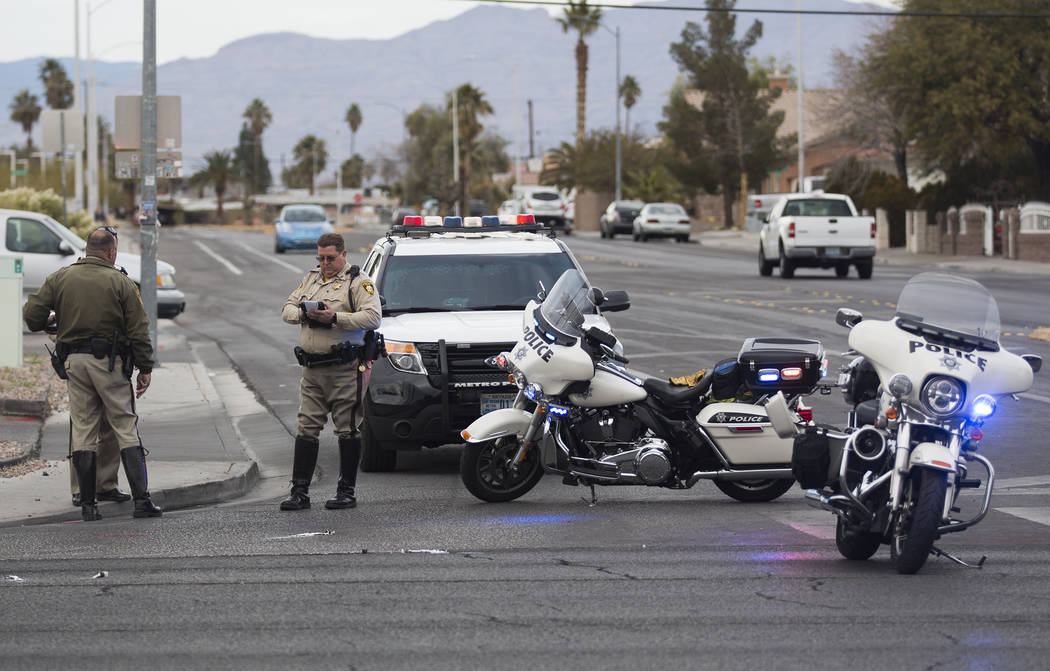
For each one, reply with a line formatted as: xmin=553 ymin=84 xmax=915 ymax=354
xmin=849 ymin=426 xmax=887 ymax=462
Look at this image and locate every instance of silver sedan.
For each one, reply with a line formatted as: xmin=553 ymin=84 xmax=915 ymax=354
xmin=632 ymin=203 xmax=692 ymax=242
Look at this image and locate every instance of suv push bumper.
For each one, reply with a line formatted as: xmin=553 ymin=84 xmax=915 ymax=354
xmin=364 ymin=343 xmax=518 ymax=450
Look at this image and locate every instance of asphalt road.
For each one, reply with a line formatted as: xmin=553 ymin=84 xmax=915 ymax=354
xmin=3 ymin=226 xmax=1050 ymax=670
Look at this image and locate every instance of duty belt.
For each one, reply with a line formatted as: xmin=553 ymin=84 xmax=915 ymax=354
xmin=294 ymin=343 xmax=361 ymax=368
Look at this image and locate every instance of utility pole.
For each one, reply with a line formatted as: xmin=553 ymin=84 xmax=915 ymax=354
xmin=451 ymin=88 xmax=459 ymax=216
xmin=796 ymin=0 xmax=805 ymax=191
xmin=73 ymin=0 xmax=83 ymax=211
xmin=614 ymin=25 xmax=622 ymax=203
xmin=528 ymin=100 xmax=534 ymax=160
xmin=140 ymin=0 xmax=158 ymax=355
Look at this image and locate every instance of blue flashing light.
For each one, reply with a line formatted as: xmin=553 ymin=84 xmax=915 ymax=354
xmin=758 ymin=368 xmax=780 ymax=383
xmin=481 ymin=215 xmax=500 ymax=227
xmin=548 ymin=405 xmax=569 ymax=416
xmin=544 ymin=332 xmax=556 ymax=343
xmin=972 ymin=394 xmax=996 ymax=419
xmin=443 ymin=216 xmax=463 ymax=227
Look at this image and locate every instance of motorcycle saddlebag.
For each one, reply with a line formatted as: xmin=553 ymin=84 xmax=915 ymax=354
xmin=791 ymin=424 xmax=834 ymax=489
xmin=738 ymin=337 xmax=825 ymax=394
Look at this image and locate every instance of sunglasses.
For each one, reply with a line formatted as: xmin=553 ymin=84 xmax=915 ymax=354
xmin=95 ymin=226 xmax=118 ymax=237
xmin=316 ymin=254 xmax=342 ymax=263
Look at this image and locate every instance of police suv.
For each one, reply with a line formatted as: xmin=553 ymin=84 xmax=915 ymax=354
xmin=358 ymin=214 xmax=607 ymax=471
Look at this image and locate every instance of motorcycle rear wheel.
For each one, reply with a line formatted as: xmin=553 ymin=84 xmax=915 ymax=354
xmin=890 ymin=469 xmax=948 ymax=574
xmin=713 ymin=478 xmax=794 ymax=503
xmin=835 ymin=517 xmax=882 ymax=560
xmin=460 ymin=437 xmax=544 ymax=503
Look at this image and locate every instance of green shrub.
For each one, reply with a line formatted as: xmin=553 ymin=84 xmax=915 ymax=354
xmin=0 ymin=187 xmax=95 ymax=238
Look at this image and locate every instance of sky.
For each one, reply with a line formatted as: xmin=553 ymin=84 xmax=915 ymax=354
xmin=2 ymin=0 xmax=899 ymax=65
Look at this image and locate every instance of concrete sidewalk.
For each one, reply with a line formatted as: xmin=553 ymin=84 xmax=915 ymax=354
xmin=693 ymin=228 xmax=1050 ymax=276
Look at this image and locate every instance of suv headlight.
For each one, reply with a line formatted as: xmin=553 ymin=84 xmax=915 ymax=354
xmin=386 ymin=341 xmax=426 ymax=374
xmin=157 ymin=272 xmax=176 ymax=289
xmin=921 ymin=375 xmax=965 ymax=416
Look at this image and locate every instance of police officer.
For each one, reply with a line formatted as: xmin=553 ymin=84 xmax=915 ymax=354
xmin=23 ymin=228 xmax=161 ymax=521
xmin=280 ymin=232 xmax=381 ymax=511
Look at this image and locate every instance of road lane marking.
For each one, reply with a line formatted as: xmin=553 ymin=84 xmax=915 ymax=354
xmin=235 ymin=241 xmax=305 ymax=273
xmin=997 ymin=475 xmax=1050 ymax=489
xmin=996 ymin=508 xmax=1050 ymax=526
xmin=193 ymin=240 xmax=243 ymax=275
xmin=772 ymin=510 xmax=837 ymax=539
xmin=1020 ymin=392 xmax=1050 ymax=404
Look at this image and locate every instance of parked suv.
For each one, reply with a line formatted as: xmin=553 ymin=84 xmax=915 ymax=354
xmin=358 ymin=219 xmax=607 ymax=471
xmin=599 ymin=199 xmax=644 ymax=239
xmin=515 ymin=187 xmax=571 ymax=234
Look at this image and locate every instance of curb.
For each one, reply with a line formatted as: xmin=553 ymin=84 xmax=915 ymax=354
xmin=1 ymin=460 xmax=260 ymax=528
xmin=0 ymin=448 xmax=29 ymax=469
xmin=0 ymin=398 xmax=47 ymax=418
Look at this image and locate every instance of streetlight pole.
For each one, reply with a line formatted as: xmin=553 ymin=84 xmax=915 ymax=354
xmin=796 ymin=0 xmax=805 ymax=191
xmin=451 ymin=88 xmax=459 ymax=216
xmin=86 ymin=0 xmax=117 ymax=218
xmin=614 ymin=25 xmax=621 ymax=203
xmin=73 ymin=0 xmax=84 ymax=210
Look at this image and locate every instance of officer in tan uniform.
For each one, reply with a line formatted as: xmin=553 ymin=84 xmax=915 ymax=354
xmin=280 ymin=232 xmax=381 ymax=511
xmin=23 ymin=228 xmax=162 ymax=521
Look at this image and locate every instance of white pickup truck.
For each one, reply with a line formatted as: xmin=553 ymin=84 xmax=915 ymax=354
xmin=757 ymin=192 xmax=876 ymax=279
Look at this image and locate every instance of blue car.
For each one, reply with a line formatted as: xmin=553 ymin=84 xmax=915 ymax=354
xmin=274 ymin=204 xmax=334 ymax=253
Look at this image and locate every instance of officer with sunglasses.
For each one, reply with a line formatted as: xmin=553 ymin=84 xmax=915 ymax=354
xmin=280 ymin=232 xmax=381 ymax=511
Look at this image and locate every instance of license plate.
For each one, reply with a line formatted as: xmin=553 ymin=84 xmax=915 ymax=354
xmin=826 ymin=247 xmax=842 ymax=257
xmin=480 ymin=393 xmax=516 ymax=415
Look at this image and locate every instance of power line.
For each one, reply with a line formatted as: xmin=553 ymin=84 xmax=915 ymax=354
xmin=468 ymin=0 xmax=1050 ymax=20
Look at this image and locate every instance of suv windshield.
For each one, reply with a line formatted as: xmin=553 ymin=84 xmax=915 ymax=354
xmin=894 ymin=272 xmax=1001 ymax=342
xmin=538 ymin=269 xmax=597 ymax=339
xmin=284 ymin=208 xmax=326 ymax=223
xmin=382 ymin=252 xmax=575 ymax=313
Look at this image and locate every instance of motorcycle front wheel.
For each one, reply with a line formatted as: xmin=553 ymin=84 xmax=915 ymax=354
xmin=890 ymin=468 xmax=948 ymax=574
xmin=835 ymin=517 xmax=882 ymax=560
xmin=460 ymin=437 xmax=544 ymax=503
xmin=713 ymin=478 xmax=794 ymax=503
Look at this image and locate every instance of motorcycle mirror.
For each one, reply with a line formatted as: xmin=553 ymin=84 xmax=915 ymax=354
xmin=836 ymin=308 xmax=863 ymax=329
xmin=590 ymin=287 xmax=606 ymax=306
xmin=599 ymin=290 xmax=630 ymax=313
xmin=1023 ymin=354 xmax=1042 ymax=373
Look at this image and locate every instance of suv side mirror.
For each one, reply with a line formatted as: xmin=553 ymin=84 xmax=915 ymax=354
xmin=57 ymin=240 xmax=75 ymax=256
xmin=836 ymin=307 xmax=863 ymax=329
xmin=599 ymin=290 xmax=630 ymax=313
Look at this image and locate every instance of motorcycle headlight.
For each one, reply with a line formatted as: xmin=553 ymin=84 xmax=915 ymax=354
xmin=972 ymin=394 xmax=996 ymax=419
xmin=524 ymin=382 xmax=544 ymax=400
xmin=888 ymin=373 xmax=913 ymax=398
xmin=386 ymin=341 xmax=426 ymax=374
xmin=921 ymin=375 xmax=965 ymax=416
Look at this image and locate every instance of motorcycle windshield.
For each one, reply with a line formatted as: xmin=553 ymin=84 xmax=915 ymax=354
xmin=894 ymin=272 xmax=1001 ymax=342
xmin=538 ymin=269 xmax=597 ymax=339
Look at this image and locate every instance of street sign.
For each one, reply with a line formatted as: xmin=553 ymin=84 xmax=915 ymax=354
xmin=115 ymin=150 xmax=182 ymax=179
xmin=11 ymin=169 xmax=27 ymax=177
xmin=40 ymin=108 xmax=85 ymax=153
xmin=114 ymin=96 xmax=181 ymax=150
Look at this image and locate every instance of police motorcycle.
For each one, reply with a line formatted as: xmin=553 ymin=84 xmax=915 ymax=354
xmin=459 ymin=268 xmax=827 ymax=504
xmin=767 ymin=272 xmax=1042 ymax=574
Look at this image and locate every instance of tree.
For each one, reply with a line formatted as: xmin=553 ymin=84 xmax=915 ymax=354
xmin=340 ymin=154 xmax=373 ymax=188
xmin=241 ymin=98 xmax=272 ymax=196
xmin=619 ymin=75 xmax=641 ymax=133
xmin=448 ymin=83 xmax=493 ymax=215
xmin=665 ymin=0 xmax=787 ymax=228
xmin=38 ymin=59 xmax=73 ymax=110
xmin=345 ymin=103 xmax=362 ymax=156
xmin=9 ymin=90 xmax=42 ymax=152
xmin=234 ymin=123 xmax=272 ymax=195
xmin=860 ymin=0 xmax=1050 ymax=201
xmin=199 ymin=149 xmax=234 ymax=221
xmin=556 ymin=0 xmax=602 ymax=160
xmin=284 ymin=134 xmax=327 ymax=195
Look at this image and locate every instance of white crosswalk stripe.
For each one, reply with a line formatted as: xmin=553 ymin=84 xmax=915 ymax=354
xmin=770 ymin=510 xmax=837 ymax=539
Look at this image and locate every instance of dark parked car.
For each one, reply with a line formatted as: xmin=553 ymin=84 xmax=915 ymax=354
xmin=391 ymin=208 xmax=418 ymax=225
xmin=599 ymin=200 xmax=645 ymax=239
xmin=469 ymin=199 xmax=488 ymax=217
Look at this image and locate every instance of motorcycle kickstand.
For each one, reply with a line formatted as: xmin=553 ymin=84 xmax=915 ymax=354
xmin=930 ymin=545 xmax=987 ymax=569
xmin=580 ymin=484 xmax=598 ymax=506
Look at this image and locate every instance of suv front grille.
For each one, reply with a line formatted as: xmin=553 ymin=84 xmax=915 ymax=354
xmin=416 ymin=342 xmax=516 ymax=379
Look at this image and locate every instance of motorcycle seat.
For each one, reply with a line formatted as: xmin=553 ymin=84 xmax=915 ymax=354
xmin=643 ymin=373 xmax=713 ymax=405
xmin=855 ymin=399 xmax=880 ymax=427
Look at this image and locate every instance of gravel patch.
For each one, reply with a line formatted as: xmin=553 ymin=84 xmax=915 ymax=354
xmin=0 ymin=352 xmax=53 ymax=401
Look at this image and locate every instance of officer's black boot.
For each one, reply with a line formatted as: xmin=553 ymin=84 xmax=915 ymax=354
xmin=71 ymin=450 xmax=102 ymax=521
xmin=325 ymin=435 xmax=361 ymax=510
xmin=280 ymin=437 xmax=319 ymax=511
xmin=121 ymin=446 xmax=163 ymax=518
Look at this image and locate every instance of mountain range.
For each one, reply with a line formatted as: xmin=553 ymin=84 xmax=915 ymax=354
xmin=1 ymin=0 xmax=892 ymax=182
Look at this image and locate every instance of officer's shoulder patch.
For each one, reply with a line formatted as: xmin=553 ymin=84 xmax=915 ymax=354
xmin=362 ymin=280 xmax=375 ymax=296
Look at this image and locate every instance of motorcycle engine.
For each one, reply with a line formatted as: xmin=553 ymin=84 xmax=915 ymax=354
xmin=569 ymin=407 xmax=648 ymax=456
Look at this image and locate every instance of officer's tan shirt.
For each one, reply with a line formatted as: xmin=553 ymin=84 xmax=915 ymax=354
xmin=23 ymin=256 xmax=156 ymax=373
xmin=282 ymin=264 xmax=381 ymax=354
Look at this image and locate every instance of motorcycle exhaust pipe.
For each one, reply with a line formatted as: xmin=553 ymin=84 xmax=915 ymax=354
xmin=803 ymin=488 xmax=855 ymax=514
xmin=688 ymin=468 xmax=793 ymax=486
xmin=849 ymin=426 xmax=887 ymax=462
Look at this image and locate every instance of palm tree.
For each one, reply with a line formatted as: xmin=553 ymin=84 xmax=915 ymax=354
xmin=9 ymin=90 xmax=42 ymax=152
xmin=556 ymin=0 xmax=602 ymax=157
xmin=345 ymin=103 xmax=362 ymax=156
xmin=200 ymin=149 xmax=234 ymax=222
xmin=292 ymin=135 xmax=327 ymax=195
xmin=447 ymin=83 xmax=493 ymax=216
xmin=241 ymin=98 xmax=272 ymax=196
xmin=38 ymin=58 xmax=73 ymax=110
xmin=619 ymin=75 xmax=641 ymax=134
